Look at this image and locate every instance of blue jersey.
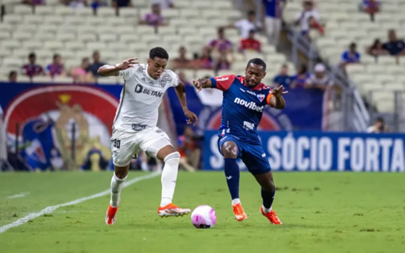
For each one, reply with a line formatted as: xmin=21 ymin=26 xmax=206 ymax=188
xmin=210 ymin=75 xmax=274 ymax=145
xmin=262 ymin=0 xmax=285 ymax=18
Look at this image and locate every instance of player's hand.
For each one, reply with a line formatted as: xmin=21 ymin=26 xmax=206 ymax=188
xmin=192 ymin=78 xmax=208 ymax=92
xmin=183 ymin=108 xmax=199 ymax=126
xmin=271 ymin=85 xmax=288 ymax=97
xmin=116 ymin=58 xmax=138 ymax=70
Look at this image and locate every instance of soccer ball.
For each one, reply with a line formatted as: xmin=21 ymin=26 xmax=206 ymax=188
xmin=191 ymin=205 xmax=216 ymax=229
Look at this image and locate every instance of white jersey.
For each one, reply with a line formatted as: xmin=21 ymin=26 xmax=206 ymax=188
xmin=113 ymin=64 xmax=179 ymax=132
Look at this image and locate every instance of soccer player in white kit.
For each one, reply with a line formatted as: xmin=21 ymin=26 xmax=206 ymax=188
xmin=98 ymin=47 xmax=198 ymax=225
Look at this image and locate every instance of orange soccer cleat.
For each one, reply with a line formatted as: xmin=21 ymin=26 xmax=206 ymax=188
xmin=105 ymin=204 xmax=118 ymax=225
xmin=232 ymin=203 xmax=247 ymax=221
xmin=260 ymin=207 xmax=282 ymax=225
xmin=158 ymin=203 xmax=191 ymax=217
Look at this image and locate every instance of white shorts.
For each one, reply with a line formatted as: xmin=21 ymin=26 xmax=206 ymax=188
xmin=111 ymin=127 xmax=172 ymax=167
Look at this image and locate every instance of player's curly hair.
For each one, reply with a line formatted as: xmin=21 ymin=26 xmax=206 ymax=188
xmin=247 ymin=58 xmax=266 ymax=72
xmin=149 ymin=47 xmax=169 ymax=60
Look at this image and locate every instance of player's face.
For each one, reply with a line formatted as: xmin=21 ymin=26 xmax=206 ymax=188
xmin=147 ymin=57 xmax=167 ymax=79
xmin=245 ymin=64 xmax=266 ymax=88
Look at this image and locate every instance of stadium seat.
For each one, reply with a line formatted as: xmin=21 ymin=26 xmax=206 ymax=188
xmin=35 ymin=6 xmax=55 ymax=15
xmin=44 ymin=41 xmax=64 ymax=51
xmin=14 ymin=5 xmax=33 ymax=15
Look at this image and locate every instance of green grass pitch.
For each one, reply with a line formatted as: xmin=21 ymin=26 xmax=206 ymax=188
xmin=0 ymin=171 xmax=404 ymax=253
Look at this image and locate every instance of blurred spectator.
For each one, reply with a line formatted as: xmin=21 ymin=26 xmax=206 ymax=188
xmin=215 ymin=51 xmax=231 ymax=72
xmin=194 ymin=47 xmax=214 ymax=70
xmin=362 ymin=0 xmax=380 ymax=22
xmin=208 ymin=28 xmax=233 ymax=59
xmin=62 ymin=0 xmax=87 ymax=8
xmin=307 ymin=63 xmax=333 ymax=90
xmin=366 ymin=39 xmax=387 ymax=58
xmin=139 ymin=3 xmax=166 ymax=27
xmin=9 ymin=71 xmax=17 ymax=83
xmin=273 ymin=64 xmax=293 ymax=89
xmin=178 ymin=72 xmax=191 ymax=86
xmin=21 ymin=53 xmax=43 ymax=78
xmin=295 ymin=1 xmax=321 ymax=37
xmin=367 ymin=117 xmax=388 ymax=133
xmin=71 ymin=58 xmax=95 ymax=83
xmin=172 ymin=46 xmax=191 ymax=70
xmin=22 ymin=0 xmax=44 ymax=5
xmin=91 ymin=0 xmax=106 ymax=10
xmin=341 ymin=43 xmax=361 ymax=68
xmin=239 ymin=30 xmax=261 ymax=53
xmin=139 ymin=151 xmax=161 ymax=172
xmin=87 ymin=51 xmax=106 ymax=78
xmin=46 ymin=54 xmax=66 ymax=77
xmin=112 ymin=0 xmax=132 ymax=8
xmin=291 ymin=64 xmax=310 ymax=89
xmin=224 ymin=10 xmax=261 ymax=39
xmin=178 ymin=127 xmax=200 ymax=172
xmin=152 ymin=0 xmax=174 ymax=9
xmin=262 ymin=0 xmax=286 ymax=45
xmin=382 ymin=30 xmax=405 ymax=63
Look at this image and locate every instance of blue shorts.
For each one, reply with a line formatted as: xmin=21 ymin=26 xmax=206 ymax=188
xmin=217 ymin=134 xmax=271 ymax=175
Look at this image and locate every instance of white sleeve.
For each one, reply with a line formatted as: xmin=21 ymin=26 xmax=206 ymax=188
xmin=171 ymin=71 xmax=180 ymax=87
xmin=118 ymin=66 xmax=136 ymax=80
xmin=366 ymin=126 xmax=374 ymax=133
xmin=234 ymin=20 xmax=243 ymax=28
xmin=312 ymin=10 xmax=320 ymax=21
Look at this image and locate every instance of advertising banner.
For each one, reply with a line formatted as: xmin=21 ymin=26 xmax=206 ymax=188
xmin=203 ymin=130 xmax=405 ymax=172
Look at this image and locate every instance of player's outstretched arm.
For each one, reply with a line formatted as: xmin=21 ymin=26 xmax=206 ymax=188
xmin=269 ymin=85 xmax=288 ymax=109
xmin=97 ymin=58 xmax=138 ymax=77
xmin=192 ymin=78 xmax=212 ymax=92
xmin=174 ymin=80 xmax=199 ymax=126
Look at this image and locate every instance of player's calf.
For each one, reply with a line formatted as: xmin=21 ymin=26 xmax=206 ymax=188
xmin=105 ymin=165 xmax=129 ymax=225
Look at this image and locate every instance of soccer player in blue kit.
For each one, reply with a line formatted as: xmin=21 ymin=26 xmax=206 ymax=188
xmin=193 ymin=58 xmax=286 ymax=224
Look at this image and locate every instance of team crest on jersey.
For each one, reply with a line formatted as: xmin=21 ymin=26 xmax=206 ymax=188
xmin=257 ymin=94 xmax=265 ymax=102
xmin=160 ymin=74 xmax=172 ymax=87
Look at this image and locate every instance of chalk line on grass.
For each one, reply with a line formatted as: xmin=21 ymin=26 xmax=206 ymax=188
xmin=0 ymin=171 xmax=160 ymax=234
xmin=7 ymin=192 xmax=30 ymax=199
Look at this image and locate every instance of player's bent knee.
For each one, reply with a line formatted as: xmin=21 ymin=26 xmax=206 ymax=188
xmin=164 ymin=151 xmax=181 ymax=162
xmin=114 ymin=164 xmax=129 ymax=179
xmin=222 ymin=141 xmax=238 ymax=158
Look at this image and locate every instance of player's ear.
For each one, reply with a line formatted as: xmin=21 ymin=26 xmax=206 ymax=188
xmin=147 ymin=58 xmax=152 ymax=65
xmin=262 ymin=71 xmax=267 ymax=78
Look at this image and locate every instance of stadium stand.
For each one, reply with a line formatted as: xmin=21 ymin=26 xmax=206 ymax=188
xmin=0 ymin=0 xmax=294 ymax=86
xmin=284 ymin=0 xmax=405 ymax=113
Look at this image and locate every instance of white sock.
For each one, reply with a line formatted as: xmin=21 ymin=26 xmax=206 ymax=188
xmin=110 ymin=174 xmax=126 ymax=208
xmin=160 ymin=152 xmax=180 ymax=207
xmin=262 ymin=205 xmax=272 ymax=214
xmin=232 ymin=198 xmax=241 ymax=205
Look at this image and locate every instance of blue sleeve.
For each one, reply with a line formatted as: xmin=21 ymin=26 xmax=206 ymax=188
xmin=210 ymin=77 xmax=217 ymax=88
xmin=357 ymin=53 xmax=361 ymax=60
xmin=341 ymin=52 xmax=348 ymax=61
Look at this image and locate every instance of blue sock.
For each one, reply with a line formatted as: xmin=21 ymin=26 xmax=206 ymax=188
xmin=224 ymin=158 xmax=240 ymax=200
xmin=261 ymin=189 xmax=275 ymax=210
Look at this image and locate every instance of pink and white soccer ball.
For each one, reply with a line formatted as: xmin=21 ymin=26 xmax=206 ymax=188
xmin=191 ymin=205 xmax=216 ymax=229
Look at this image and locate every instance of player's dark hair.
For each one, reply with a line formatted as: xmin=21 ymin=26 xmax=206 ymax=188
xmin=376 ymin=117 xmax=384 ymax=123
xmin=28 ymin=53 xmax=36 ymax=58
xmin=246 ymin=58 xmax=266 ymax=72
xmin=53 ymin=54 xmax=60 ymax=60
xmin=149 ymin=47 xmax=169 ymax=60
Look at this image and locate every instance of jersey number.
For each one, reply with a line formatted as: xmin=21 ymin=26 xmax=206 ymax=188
xmin=112 ymin=139 xmax=121 ymax=149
